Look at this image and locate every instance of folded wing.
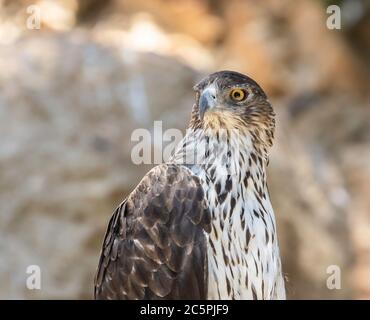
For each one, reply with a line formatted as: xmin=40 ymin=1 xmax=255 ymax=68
xmin=94 ymin=164 xmax=211 ymax=299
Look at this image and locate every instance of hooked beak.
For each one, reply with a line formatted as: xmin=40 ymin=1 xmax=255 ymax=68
xmin=199 ymin=87 xmax=217 ymax=120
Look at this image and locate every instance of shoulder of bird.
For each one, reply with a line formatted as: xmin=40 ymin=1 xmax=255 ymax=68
xmin=94 ymin=164 xmax=211 ymax=299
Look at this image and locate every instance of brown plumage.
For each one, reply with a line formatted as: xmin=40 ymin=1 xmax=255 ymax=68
xmin=94 ymin=164 xmax=211 ymax=299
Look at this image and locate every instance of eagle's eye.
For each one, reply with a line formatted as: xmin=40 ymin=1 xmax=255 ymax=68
xmin=230 ymin=88 xmax=247 ymax=102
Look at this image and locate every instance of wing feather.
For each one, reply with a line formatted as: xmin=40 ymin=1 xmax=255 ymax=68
xmin=94 ymin=164 xmax=210 ymax=299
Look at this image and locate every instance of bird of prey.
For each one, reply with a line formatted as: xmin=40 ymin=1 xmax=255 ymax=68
xmin=94 ymin=71 xmax=286 ymax=300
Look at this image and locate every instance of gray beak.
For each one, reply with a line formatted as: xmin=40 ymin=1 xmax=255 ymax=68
xmin=199 ymin=87 xmax=217 ymax=120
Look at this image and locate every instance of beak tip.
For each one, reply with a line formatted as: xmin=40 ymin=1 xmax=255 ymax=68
xmin=198 ymin=87 xmax=217 ymax=120
xmin=199 ymin=95 xmax=209 ymax=120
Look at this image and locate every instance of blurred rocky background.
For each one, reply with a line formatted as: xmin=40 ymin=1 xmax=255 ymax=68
xmin=0 ymin=0 xmax=369 ymax=299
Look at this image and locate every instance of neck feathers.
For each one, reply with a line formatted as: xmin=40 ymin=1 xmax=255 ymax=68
xmin=170 ymin=125 xmax=269 ymax=187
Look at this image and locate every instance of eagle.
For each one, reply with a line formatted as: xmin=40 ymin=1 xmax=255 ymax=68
xmin=94 ymin=71 xmax=286 ymax=300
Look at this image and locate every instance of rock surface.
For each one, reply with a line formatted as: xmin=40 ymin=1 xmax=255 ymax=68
xmin=0 ymin=0 xmax=369 ymax=299
xmin=0 ymin=33 xmax=198 ymax=299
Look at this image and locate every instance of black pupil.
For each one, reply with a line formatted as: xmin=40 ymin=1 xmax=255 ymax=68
xmin=234 ymin=91 xmax=241 ymax=98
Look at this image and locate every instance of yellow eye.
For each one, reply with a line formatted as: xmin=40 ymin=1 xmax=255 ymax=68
xmin=230 ymin=88 xmax=246 ymax=102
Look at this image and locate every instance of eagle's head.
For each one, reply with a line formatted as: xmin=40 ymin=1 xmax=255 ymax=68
xmin=190 ymin=71 xmax=275 ymax=148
